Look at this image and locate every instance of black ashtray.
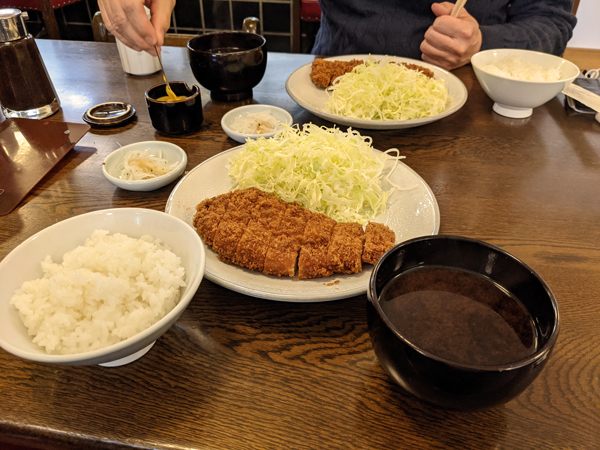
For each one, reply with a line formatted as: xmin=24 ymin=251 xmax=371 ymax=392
xmin=367 ymin=235 xmax=560 ymax=411
xmin=187 ymin=32 xmax=267 ymax=102
xmin=145 ymin=82 xmax=203 ymax=134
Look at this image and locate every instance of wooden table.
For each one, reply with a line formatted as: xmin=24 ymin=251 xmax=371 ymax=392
xmin=1 ymin=41 xmax=599 ymax=450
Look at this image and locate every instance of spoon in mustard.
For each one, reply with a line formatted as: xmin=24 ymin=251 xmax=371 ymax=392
xmin=154 ymin=45 xmax=180 ymax=101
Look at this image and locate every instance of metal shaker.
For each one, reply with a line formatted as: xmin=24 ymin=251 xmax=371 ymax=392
xmin=0 ymin=8 xmax=60 ymax=119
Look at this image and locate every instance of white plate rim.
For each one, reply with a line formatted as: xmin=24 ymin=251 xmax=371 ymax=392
xmin=285 ymin=54 xmax=468 ymax=130
xmin=165 ymin=145 xmax=440 ymax=302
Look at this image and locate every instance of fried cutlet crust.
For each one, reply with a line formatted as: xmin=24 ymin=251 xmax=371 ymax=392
xmin=212 ymin=188 xmax=265 ymax=264
xmin=310 ymin=58 xmax=364 ymax=88
xmin=297 ymin=213 xmax=337 ymax=280
xmin=263 ymin=203 xmax=312 ymax=277
xmin=309 ymin=58 xmax=435 ymax=89
xmin=234 ymin=195 xmax=287 ymax=271
xmin=327 ymin=222 xmax=365 ymax=274
xmin=195 ymin=189 xmax=396 ymax=279
xmin=362 ymin=221 xmax=396 ymax=265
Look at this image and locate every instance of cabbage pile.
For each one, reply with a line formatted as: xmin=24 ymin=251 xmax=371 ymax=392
xmin=227 ymin=124 xmax=403 ymax=223
xmin=326 ymin=56 xmax=449 ymax=121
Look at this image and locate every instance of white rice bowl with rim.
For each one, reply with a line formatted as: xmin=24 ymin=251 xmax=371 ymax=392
xmin=0 ymin=208 xmax=205 ymax=366
xmin=10 ymin=230 xmax=186 ymax=355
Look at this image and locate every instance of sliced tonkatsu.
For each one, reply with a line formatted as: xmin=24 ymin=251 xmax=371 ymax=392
xmin=297 ymin=213 xmax=337 ymax=280
xmin=234 ymin=194 xmax=288 ymax=271
xmin=193 ymin=191 xmax=234 ymax=246
xmin=263 ymin=203 xmax=312 ymax=277
xmin=327 ymin=222 xmax=365 ymax=274
xmin=193 ymin=189 xmax=396 ymax=279
xmin=212 ymin=188 xmax=265 ymax=264
xmin=362 ymin=221 xmax=396 ymax=265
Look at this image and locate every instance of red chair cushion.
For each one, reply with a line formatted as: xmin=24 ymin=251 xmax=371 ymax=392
xmin=0 ymin=0 xmax=82 ymax=11
xmin=300 ymin=0 xmax=322 ymax=21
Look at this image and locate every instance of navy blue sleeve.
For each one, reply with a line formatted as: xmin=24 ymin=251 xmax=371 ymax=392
xmin=479 ymin=0 xmax=577 ymax=55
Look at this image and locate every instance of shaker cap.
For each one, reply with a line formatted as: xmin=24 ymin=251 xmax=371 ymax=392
xmin=0 ymin=8 xmax=28 ymax=43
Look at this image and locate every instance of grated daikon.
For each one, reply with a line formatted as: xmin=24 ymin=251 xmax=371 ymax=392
xmin=229 ymin=110 xmax=280 ymax=135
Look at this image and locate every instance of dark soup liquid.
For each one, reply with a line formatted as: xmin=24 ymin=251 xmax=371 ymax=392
xmin=379 ymin=266 xmax=537 ymax=366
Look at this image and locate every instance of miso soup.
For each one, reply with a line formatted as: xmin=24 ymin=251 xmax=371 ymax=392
xmin=379 ymin=266 xmax=537 ymax=366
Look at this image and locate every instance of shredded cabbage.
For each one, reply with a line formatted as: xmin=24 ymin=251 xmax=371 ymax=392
xmin=118 ymin=149 xmax=177 ymax=180
xmin=227 ymin=123 xmax=404 ymax=223
xmin=325 ymin=56 xmax=449 ymax=121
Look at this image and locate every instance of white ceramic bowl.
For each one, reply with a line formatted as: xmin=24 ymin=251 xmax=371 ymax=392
xmin=0 ymin=208 xmax=205 ymax=367
xmin=471 ymin=49 xmax=580 ymax=118
xmin=102 ymin=141 xmax=187 ymax=191
xmin=221 ymin=104 xmax=293 ymax=144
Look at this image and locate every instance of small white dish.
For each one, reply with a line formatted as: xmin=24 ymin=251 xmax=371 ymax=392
xmin=102 ymin=141 xmax=187 ymax=191
xmin=221 ymin=104 xmax=293 ymax=144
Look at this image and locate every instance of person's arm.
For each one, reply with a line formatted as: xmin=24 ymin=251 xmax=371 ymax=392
xmin=420 ymin=0 xmax=576 ymax=71
xmin=98 ymin=0 xmax=176 ymax=55
xmin=478 ymin=0 xmax=576 ymax=57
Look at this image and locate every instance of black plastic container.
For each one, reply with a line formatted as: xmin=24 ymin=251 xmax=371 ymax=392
xmin=367 ymin=235 xmax=560 ymax=411
xmin=187 ymin=31 xmax=267 ymax=102
xmin=145 ymin=82 xmax=203 ymax=134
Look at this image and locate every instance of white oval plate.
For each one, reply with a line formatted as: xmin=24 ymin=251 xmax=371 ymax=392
xmin=165 ymin=145 xmax=440 ymax=302
xmin=285 ymin=54 xmax=468 ymax=130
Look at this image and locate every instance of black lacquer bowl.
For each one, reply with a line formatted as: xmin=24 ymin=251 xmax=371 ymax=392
xmin=367 ymin=235 xmax=560 ymax=411
xmin=187 ymin=31 xmax=267 ymax=102
xmin=145 ymin=82 xmax=203 ymax=134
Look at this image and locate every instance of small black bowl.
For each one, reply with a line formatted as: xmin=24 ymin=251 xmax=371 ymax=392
xmin=367 ymin=235 xmax=559 ymax=411
xmin=187 ymin=32 xmax=267 ymax=102
xmin=145 ymin=82 xmax=203 ymax=134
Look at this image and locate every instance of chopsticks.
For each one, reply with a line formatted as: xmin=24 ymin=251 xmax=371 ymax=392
xmin=451 ymin=0 xmax=468 ymax=17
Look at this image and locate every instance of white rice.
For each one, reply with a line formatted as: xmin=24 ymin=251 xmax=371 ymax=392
xmin=483 ymin=55 xmax=561 ymax=82
xmin=10 ymin=230 xmax=186 ymax=355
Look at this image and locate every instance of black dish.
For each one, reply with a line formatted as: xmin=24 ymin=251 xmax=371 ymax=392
xmin=145 ymin=82 xmax=203 ymax=134
xmin=187 ymin=32 xmax=267 ymax=102
xmin=367 ymin=235 xmax=560 ymax=411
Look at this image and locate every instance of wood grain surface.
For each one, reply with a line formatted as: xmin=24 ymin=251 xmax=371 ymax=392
xmin=1 ymin=41 xmax=599 ymax=450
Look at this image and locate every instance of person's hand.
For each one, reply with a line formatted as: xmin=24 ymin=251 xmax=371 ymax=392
xmin=420 ymin=2 xmax=482 ymax=71
xmin=98 ymin=0 xmax=175 ymax=55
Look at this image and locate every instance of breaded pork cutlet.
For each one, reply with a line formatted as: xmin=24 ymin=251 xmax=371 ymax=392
xmin=327 ymin=222 xmax=365 ymax=274
xmin=212 ymin=188 xmax=265 ymax=264
xmin=194 ymin=189 xmax=396 ymax=278
xmin=234 ymin=194 xmax=288 ymax=271
xmin=297 ymin=213 xmax=337 ymax=280
xmin=263 ymin=203 xmax=312 ymax=277
xmin=310 ymin=58 xmax=364 ymax=88
xmin=362 ymin=221 xmax=396 ymax=265
xmin=193 ymin=191 xmax=234 ymax=246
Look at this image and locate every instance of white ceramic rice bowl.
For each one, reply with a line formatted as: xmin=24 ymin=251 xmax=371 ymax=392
xmin=471 ymin=49 xmax=579 ymax=118
xmin=0 ymin=208 xmax=205 ymax=366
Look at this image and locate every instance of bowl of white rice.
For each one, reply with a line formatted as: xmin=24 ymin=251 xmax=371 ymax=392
xmin=471 ymin=49 xmax=579 ymax=118
xmin=0 ymin=208 xmax=205 ymax=367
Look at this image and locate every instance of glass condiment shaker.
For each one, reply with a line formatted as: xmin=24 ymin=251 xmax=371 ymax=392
xmin=0 ymin=8 xmax=60 ymax=119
